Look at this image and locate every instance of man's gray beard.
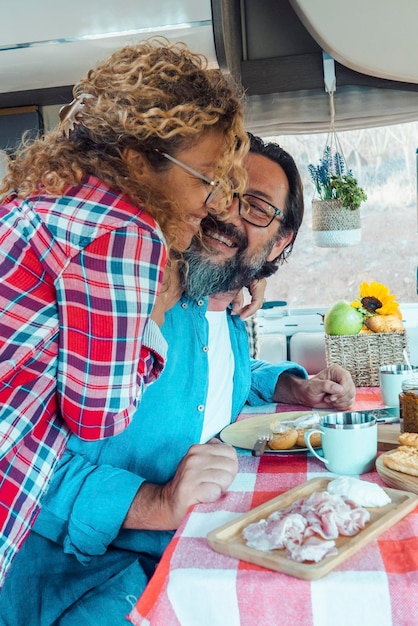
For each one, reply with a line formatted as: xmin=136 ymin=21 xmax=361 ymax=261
xmin=182 ymin=239 xmax=275 ymax=300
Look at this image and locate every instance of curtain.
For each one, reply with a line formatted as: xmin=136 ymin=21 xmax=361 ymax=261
xmin=245 ymin=86 xmax=418 ymax=135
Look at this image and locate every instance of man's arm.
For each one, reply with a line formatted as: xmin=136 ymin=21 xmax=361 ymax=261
xmin=273 ymin=364 xmax=356 ymax=410
xmin=33 ymin=449 xmax=144 ymax=559
xmin=247 ymin=359 xmax=308 ymax=405
xmin=34 ymin=439 xmax=238 ymax=561
xmin=124 ymin=439 xmax=238 ymax=530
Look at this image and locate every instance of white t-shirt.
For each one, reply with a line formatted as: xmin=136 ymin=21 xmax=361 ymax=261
xmin=199 ymin=310 xmax=235 ymax=442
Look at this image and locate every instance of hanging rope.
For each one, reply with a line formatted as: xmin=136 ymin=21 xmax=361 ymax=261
xmin=319 ymin=52 xmax=348 ymax=176
xmin=323 ymin=90 xmax=348 ymax=178
xmin=310 ymin=52 xmax=363 ymax=247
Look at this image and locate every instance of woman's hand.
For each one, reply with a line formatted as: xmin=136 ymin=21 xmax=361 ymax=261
xmin=231 ymin=278 xmax=266 ymax=319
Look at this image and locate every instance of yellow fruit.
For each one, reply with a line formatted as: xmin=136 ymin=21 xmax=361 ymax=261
xmin=359 ymin=326 xmax=374 ymax=334
xmin=365 ymin=315 xmax=404 ymax=333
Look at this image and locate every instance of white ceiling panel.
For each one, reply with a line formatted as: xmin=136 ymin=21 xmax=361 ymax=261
xmin=291 ymin=0 xmax=418 ymax=84
xmin=0 ymin=0 xmax=212 ymax=44
xmin=0 ymin=0 xmax=216 ymax=95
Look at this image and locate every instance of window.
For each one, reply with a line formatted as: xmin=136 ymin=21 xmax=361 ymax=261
xmin=263 ymin=121 xmax=418 ymax=307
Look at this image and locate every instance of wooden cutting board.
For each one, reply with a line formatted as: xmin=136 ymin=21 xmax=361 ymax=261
xmin=376 ymin=452 xmax=418 ymax=494
xmin=207 ymin=477 xmax=418 ymax=580
xmin=377 ymin=424 xmax=402 ymax=451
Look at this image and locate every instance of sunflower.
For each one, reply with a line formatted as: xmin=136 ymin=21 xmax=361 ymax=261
xmin=351 ymin=281 xmax=402 ymax=318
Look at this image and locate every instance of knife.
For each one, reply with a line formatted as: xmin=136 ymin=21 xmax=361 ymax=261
xmin=361 ymin=406 xmax=400 ymax=423
xmin=252 ymin=436 xmax=270 ymax=457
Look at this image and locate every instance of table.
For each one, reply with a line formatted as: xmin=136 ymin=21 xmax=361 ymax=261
xmin=128 ymin=389 xmax=418 ymax=626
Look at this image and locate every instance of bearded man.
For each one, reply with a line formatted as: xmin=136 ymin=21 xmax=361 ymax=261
xmin=0 ymin=134 xmax=355 ymax=626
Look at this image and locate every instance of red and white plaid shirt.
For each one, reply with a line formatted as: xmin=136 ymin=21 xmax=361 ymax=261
xmin=0 ymin=175 xmax=167 ymax=584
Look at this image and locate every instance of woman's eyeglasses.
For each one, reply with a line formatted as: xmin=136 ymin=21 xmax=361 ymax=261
xmin=154 ymin=151 xmax=284 ymax=226
xmin=237 ymin=193 xmax=284 ymax=228
xmin=156 ymin=150 xmax=222 ymax=205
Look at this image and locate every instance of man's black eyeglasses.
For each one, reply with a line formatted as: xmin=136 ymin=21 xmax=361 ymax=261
xmin=237 ymin=193 xmax=284 ymax=228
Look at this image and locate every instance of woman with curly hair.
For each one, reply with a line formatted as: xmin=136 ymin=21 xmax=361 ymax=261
xmin=0 ymin=38 xmax=248 ymax=585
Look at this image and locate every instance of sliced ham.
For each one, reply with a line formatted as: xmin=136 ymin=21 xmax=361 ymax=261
xmin=286 ymin=537 xmax=338 ymax=563
xmin=242 ymin=489 xmax=370 ymax=562
xmin=243 ymin=513 xmax=307 ymax=551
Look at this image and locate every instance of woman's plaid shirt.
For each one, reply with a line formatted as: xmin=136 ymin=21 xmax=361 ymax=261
xmin=0 ymin=175 xmax=167 ymax=584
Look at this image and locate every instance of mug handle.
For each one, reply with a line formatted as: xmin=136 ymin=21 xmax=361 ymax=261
xmin=304 ymin=429 xmax=328 ymax=466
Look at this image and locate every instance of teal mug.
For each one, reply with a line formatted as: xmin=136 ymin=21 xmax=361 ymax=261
xmin=304 ymin=412 xmax=377 ymax=475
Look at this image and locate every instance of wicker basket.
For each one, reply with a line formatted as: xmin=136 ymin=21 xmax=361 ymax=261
xmin=325 ymin=331 xmax=408 ymax=386
xmin=312 ymin=199 xmax=361 ymax=248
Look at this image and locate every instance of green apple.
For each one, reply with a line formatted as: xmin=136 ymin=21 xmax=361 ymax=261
xmin=324 ymin=300 xmax=364 ymax=335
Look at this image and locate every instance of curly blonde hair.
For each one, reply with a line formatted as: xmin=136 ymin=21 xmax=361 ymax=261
xmin=0 ymin=39 xmax=249 ymax=249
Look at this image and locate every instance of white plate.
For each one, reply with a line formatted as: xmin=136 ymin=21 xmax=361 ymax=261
xmin=219 ymin=411 xmax=325 ymax=454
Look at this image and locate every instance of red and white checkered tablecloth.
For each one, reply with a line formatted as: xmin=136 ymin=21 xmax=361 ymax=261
xmin=128 ymin=390 xmax=418 ymax=626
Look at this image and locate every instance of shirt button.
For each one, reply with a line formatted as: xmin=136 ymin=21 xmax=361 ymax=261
xmin=197 ymin=299 xmax=204 ymax=306
xmin=202 ymin=345 xmax=209 ymax=353
xmin=181 ymin=302 xmax=188 ymax=309
xmin=197 ymin=404 xmax=205 ymax=412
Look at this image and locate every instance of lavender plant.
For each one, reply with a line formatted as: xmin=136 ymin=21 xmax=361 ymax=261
xmin=308 ymin=146 xmax=367 ymax=210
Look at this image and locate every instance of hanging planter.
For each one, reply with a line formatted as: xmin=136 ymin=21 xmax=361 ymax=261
xmin=308 ymin=145 xmax=367 ymax=248
xmin=307 ymin=62 xmax=368 ymax=248
xmin=312 ymin=198 xmax=361 ymax=247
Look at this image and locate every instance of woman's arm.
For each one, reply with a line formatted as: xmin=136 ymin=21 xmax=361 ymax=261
xmin=56 ymin=224 xmax=167 ymax=440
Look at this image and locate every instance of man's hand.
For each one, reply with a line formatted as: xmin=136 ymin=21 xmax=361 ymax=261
xmin=231 ymin=278 xmax=266 ymax=319
xmin=123 ymin=439 xmax=238 ymax=531
xmin=273 ymin=365 xmax=356 ymax=410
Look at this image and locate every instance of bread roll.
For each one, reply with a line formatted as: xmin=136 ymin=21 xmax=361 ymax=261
xmin=296 ymin=428 xmax=321 ymax=448
xmin=382 ymin=445 xmax=418 ymax=476
xmin=268 ymin=429 xmax=298 ymax=450
xmin=398 ymin=432 xmax=418 ymax=448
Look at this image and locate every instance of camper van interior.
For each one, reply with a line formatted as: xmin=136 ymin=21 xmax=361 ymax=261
xmin=1 ymin=2 xmax=418 ymax=623
xmin=3 ymin=0 xmax=416 ymax=367
xmin=1 ymin=0 xmax=417 ymax=364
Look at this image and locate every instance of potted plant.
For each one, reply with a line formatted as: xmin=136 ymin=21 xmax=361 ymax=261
xmin=308 ymin=146 xmax=367 ymax=247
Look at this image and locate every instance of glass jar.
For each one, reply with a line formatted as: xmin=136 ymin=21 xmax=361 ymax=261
xmin=399 ymin=380 xmax=418 ymax=433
